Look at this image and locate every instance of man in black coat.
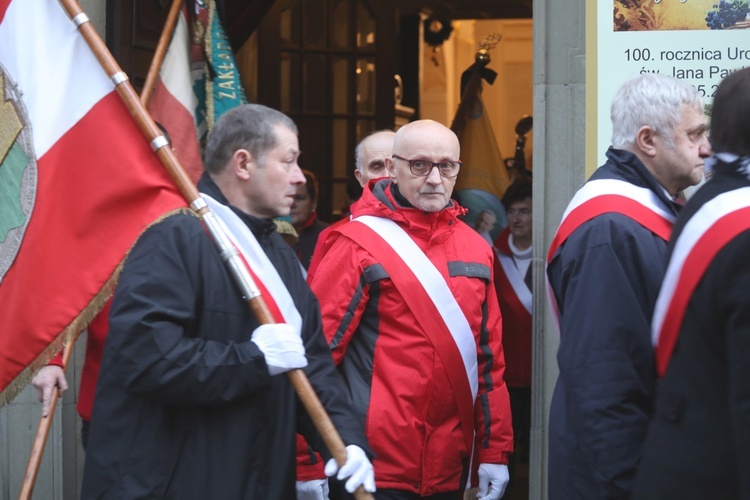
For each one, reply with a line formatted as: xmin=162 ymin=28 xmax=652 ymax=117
xmin=546 ymin=74 xmax=711 ymax=499
xmin=633 ymin=68 xmax=750 ymax=500
xmin=81 ymin=104 xmax=375 ymax=499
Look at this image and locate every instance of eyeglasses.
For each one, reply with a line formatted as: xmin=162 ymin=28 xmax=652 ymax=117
xmin=392 ymin=155 xmax=462 ymax=178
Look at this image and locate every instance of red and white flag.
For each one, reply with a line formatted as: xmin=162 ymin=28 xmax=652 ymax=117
xmin=147 ymin=4 xmax=204 ymax=183
xmin=0 ymin=0 xmax=186 ymax=404
xmin=147 ymin=0 xmax=248 ymax=184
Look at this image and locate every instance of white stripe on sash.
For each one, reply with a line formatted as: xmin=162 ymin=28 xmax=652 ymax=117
xmin=202 ymin=194 xmax=302 ymax=335
xmin=651 ymin=187 xmax=750 ymax=346
xmin=353 ymin=215 xmax=479 ymax=401
xmin=495 ymin=250 xmax=532 ymax=314
xmin=548 ymin=178 xmax=676 ymax=334
xmin=561 ymin=179 xmax=676 ymax=224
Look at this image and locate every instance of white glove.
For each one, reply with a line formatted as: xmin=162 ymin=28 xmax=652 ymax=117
xmin=251 ymin=323 xmax=307 ymax=376
xmin=324 ymin=445 xmax=376 ymax=494
xmin=476 ymin=463 xmax=509 ymax=500
xmin=295 ymin=478 xmax=329 ymax=500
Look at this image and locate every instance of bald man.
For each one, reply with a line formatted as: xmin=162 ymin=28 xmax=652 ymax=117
xmin=353 ymin=129 xmax=397 ymax=186
xmin=310 ymin=120 xmax=513 ymax=499
xmin=306 ymin=130 xmax=395 ymax=279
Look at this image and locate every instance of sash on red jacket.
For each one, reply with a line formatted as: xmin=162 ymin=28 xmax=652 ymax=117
xmin=493 ymin=236 xmax=533 ymax=388
xmin=337 ymin=215 xmax=478 ymax=455
xmin=201 ymin=194 xmax=302 ymax=330
xmin=546 ymin=179 xmax=676 ymax=331
xmin=494 ymin=230 xmax=532 ymax=316
xmin=652 ymin=187 xmax=750 ymax=377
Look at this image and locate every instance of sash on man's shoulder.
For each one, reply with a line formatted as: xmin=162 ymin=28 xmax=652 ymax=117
xmin=652 ymin=187 xmax=750 ymax=377
xmin=546 ymin=178 xmax=677 ymax=331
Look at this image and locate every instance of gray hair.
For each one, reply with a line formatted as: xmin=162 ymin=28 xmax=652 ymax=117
xmin=611 ymin=74 xmax=703 ymax=150
xmin=204 ymin=104 xmax=297 ymax=174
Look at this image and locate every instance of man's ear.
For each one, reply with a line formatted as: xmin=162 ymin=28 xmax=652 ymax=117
xmin=231 ymin=149 xmax=254 ymax=180
xmin=354 ymin=169 xmax=364 ymax=187
xmin=385 ymin=157 xmax=397 ymax=183
xmin=635 ymin=125 xmax=659 ymax=157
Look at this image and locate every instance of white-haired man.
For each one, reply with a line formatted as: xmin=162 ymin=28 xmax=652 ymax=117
xmin=546 ymin=74 xmax=711 ymax=499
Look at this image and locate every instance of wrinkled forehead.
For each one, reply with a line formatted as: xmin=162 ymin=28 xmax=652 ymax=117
xmin=393 ymin=123 xmax=460 ymax=159
xmin=362 ymin=135 xmax=394 ymax=164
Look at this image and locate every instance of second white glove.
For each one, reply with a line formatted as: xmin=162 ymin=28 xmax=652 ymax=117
xmin=324 ymin=445 xmax=376 ymax=494
xmin=250 ymin=323 xmax=307 ymax=376
xmin=476 ymin=463 xmax=509 ymax=500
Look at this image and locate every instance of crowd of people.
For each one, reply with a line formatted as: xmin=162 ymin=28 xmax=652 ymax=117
xmin=29 ymin=68 xmax=750 ymax=499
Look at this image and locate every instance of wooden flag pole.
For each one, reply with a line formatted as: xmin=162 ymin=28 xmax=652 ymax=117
xmin=140 ymin=0 xmax=183 ymax=107
xmin=19 ymin=3 xmax=183 ymax=493
xmin=18 ymin=343 xmax=74 ymax=500
xmin=21 ymin=2 xmax=373 ymax=499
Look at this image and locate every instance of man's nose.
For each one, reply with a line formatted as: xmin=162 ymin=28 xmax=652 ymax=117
xmin=425 ymin=165 xmax=443 ymax=184
xmin=291 ymin=164 xmax=306 ymax=184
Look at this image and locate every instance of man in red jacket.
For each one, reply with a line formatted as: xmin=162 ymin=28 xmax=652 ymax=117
xmin=492 ymin=177 xmax=533 ymax=495
xmin=297 ymin=129 xmax=395 ymax=500
xmin=306 ymin=129 xmax=395 ymax=280
xmin=31 ymin=301 xmax=111 ymax=447
xmin=310 ymin=119 xmax=513 ymax=499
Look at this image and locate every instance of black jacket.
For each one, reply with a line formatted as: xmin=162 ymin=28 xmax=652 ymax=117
xmin=547 ymin=148 xmax=682 ymax=499
xmin=81 ymin=174 xmax=369 ymax=499
xmin=633 ymin=158 xmax=750 ymax=499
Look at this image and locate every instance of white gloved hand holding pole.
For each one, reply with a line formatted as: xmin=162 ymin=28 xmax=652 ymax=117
xmin=476 ymin=463 xmax=509 ymax=500
xmin=324 ymin=444 xmax=376 ymax=494
xmin=250 ymin=323 xmax=307 ymax=376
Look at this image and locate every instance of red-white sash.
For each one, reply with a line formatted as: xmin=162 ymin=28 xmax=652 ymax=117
xmin=351 ymin=215 xmax=478 ymax=398
xmin=201 ymin=194 xmax=303 ymax=330
xmin=652 ymin=187 xmax=750 ymax=377
xmin=546 ymin=179 xmax=676 ymax=331
xmin=494 ymin=245 xmax=532 ymax=316
xmin=337 ymin=215 xmax=479 ymax=455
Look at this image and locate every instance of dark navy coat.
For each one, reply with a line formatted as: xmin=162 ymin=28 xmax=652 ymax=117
xmin=81 ymin=174 xmax=369 ymax=499
xmin=546 ymin=148 xmax=682 ymax=499
xmin=633 ymin=158 xmax=750 ymax=499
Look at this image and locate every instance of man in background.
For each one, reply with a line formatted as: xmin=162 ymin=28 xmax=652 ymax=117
xmin=297 ymin=129 xmax=395 ymax=499
xmin=634 ymin=67 xmax=750 ymax=500
xmin=289 ymin=169 xmax=329 ymax=270
xmin=492 ymin=177 xmax=533 ymax=497
xmin=306 ymin=129 xmax=395 ymax=279
xmin=546 ymin=73 xmax=710 ymax=499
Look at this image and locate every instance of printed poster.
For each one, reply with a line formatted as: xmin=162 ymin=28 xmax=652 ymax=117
xmin=587 ymin=0 xmax=749 ymax=171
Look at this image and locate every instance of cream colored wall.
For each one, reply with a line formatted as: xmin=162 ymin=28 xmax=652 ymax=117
xmin=420 ymin=19 xmax=533 ymax=166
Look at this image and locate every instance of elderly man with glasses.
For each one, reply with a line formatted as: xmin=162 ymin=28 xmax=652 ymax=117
xmin=310 ymin=119 xmax=513 ymax=500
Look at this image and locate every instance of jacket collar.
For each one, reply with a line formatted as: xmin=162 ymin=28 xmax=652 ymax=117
xmin=599 ymin=147 xmax=682 ymax=216
xmin=197 ymin=172 xmax=278 ymax=239
xmin=354 ymin=178 xmax=465 ymax=240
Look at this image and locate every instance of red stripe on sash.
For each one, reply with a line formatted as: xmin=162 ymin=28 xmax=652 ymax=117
xmin=232 ymin=245 xmax=287 ymax=324
xmin=548 ymin=195 xmax=674 ymax=263
xmin=655 ymin=207 xmax=750 ymax=377
xmin=336 ymin=221 xmax=477 ymax=456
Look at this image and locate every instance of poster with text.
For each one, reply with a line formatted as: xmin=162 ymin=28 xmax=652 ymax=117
xmin=590 ymin=0 xmax=749 ymax=168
